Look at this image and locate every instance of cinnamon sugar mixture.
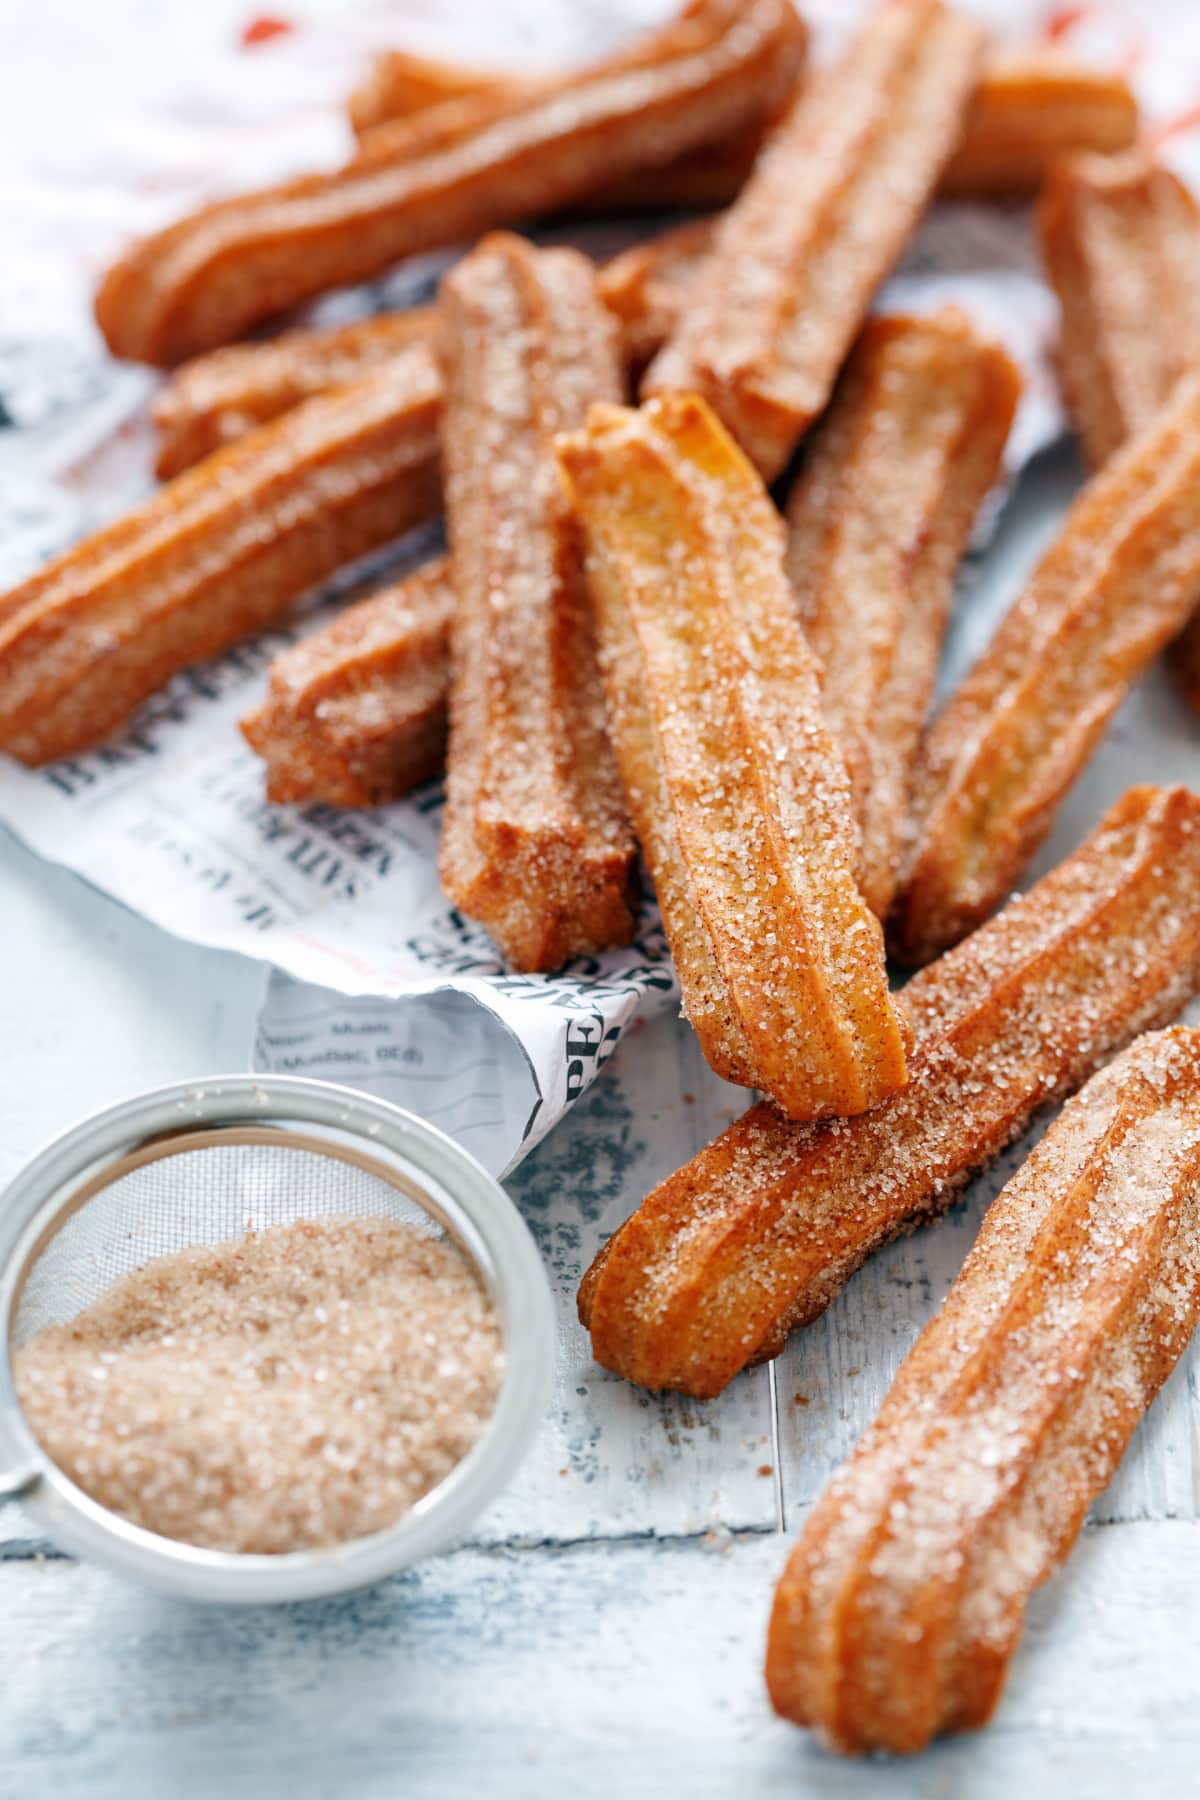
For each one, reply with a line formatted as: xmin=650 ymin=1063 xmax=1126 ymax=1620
xmin=13 ymin=1217 xmax=503 ymax=1554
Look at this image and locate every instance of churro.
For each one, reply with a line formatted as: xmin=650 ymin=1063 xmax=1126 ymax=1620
xmin=578 ymin=785 xmax=1200 ymax=1398
xmin=95 ymin=0 xmax=803 ymax=366
xmin=644 ymin=0 xmax=985 ymax=478
xmin=785 ymin=309 xmax=1019 ymax=919
xmin=558 ymin=390 xmax=907 ymax=1122
xmin=596 ymin=217 xmax=717 ymax=373
xmin=348 ymin=49 xmax=519 ymax=139
xmin=346 ymin=13 xmax=805 ymax=215
xmin=240 ymin=559 xmax=452 ymax=806
xmin=768 ymin=1024 xmax=1200 ymax=1754
xmin=1038 ymin=150 xmax=1200 ymax=471
xmin=0 ymin=354 xmax=441 ymax=764
xmin=894 ymin=370 xmax=1200 ymax=966
xmin=152 ymin=309 xmax=439 ymax=480
xmin=437 ymin=234 xmax=636 ymax=972
xmin=150 ymin=221 xmax=713 ymax=480
xmin=942 ymin=50 xmax=1138 ymax=198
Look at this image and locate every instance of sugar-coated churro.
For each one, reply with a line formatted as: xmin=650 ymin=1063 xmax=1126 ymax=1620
xmin=785 ymin=308 xmax=1019 ymax=919
xmin=0 ymin=354 xmax=441 ymax=765
xmin=95 ymin=0 xmax=803 ymax=366
xmin=437 ymin=234 xmax=636 ymax=972
xmin=558 ymin=390 xmax=907 ymax=1122
xmin=347 ymin=10 xmax=806 ymax=214
xmin=578 ymin=786 xmax=1200 ymax=1397
xmin=152 ymin=310 xmax=439 ymax=480
xmin=943 ymin=50 xmax=1138 ymax=197
xmin=1038 ymin=150 xmax=1200 ymax=471
xmin=240 ymin=558 xmax=452 ymax=806
xmin=644 ymin=0 xmax=986 ymax=478
xmin=596 ymin=217 xmax=718 ymax=373
xmin=347 ymin=49 xmax=519 ymax=139
xmin=150 ymin=220 xmax=717 ymax=479
xmin=768 ymin=1024 xmax=1200 ymax=1754
xmin=894 ymin=369 xmax=1200 ymax=965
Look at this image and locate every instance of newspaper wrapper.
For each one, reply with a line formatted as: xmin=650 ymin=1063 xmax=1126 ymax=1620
xmin=0 ymin=0 xmax=1197 ymax=1173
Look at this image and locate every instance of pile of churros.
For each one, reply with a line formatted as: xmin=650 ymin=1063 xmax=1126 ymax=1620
xmin=7 ymin=0 xmax=1200 ymax=1757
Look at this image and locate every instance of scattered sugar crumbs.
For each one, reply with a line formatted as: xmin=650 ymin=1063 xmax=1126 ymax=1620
xmin=13 ymin=1217 xmax=503 ymax=1555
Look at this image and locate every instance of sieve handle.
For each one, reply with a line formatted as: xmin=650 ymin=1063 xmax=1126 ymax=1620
xmin=0 ymin=1461 xmax=39 ymax=1503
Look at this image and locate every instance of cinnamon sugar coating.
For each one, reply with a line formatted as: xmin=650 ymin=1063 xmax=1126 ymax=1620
xmin=346 ymin=16 xmax=806 ymax=216
xmin=437 ymin=234 xmax=636 ymax=972
xmin=0 ymin=355 xmax=441 ymax=765
xmin=15 ymin=1217 xmax=503 ymax=1555
xmin=895 ymin=370 xmax=1200 ymax=965
xmin=1038 ymin=150 xmax=1200 ymax=472
xmin=95 ymin=0 xmax=801 ymax=366
xmin=786 ymin=309 xmax=1018 ymax=919
xmin=241 ymin=558 xmax=453 ymax=807
xmin=943 ymin=50 xmax=1137 ymax=197
xmin=768 ymin=1025 xmax=1200 ymax=1753
xmin=1037 ymin=150 xmax=1200 ymax=717
xmin=152 ymin=309 xmax=440 ymax=479
xmin=558 ymin=390 xmax=907 ymax=1122
xmin=579 ymin=786 xmax=1200 ymax=1397
xmin=643 ymin=0 xmax=985 ymax=478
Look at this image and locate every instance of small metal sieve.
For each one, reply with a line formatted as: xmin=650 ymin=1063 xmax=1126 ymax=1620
xmin=0 ymin=1075 xmax=555 ymax=1602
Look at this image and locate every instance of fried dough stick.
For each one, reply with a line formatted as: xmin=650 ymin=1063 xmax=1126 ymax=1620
xmin=559 ymin=391 xmax=907 ymax=1122
xmin=768 ymin=1025 xmax=1200 ymax=1753
xmin=579 ymin=786 xmax=1200 ymax=1397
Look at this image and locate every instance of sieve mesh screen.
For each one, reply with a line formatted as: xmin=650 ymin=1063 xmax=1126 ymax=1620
xmin=13 ymin=1137 xmax=441 ymax=1347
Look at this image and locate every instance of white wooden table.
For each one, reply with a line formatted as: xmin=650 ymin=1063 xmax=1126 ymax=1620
xmin=3 ymin=441 xmax=1200 ymax=1796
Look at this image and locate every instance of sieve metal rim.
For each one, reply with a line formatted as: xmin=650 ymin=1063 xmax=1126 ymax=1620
xmin=0 ymin=1075 xmax=556 ymax=1603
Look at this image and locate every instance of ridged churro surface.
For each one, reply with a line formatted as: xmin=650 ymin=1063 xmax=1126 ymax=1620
xmin=437 ymin=234 xmax=636 ymax=972
xmin=559 ymin=390 xmax=907 ymax=1122
xmin=0 ymin=355 xmax=442 ymax=764
xmin=768 ymin=1024 xmax=1200 ymax=1753
xmin=1038 ymin=150 xmax=1200 ymax=471
xmin=96 ymin=0 xmax=801 ymax=366
xmin=943 ymin=50 xmax=1137 ymax=196
xmin=152 ymin=310 xmax=439 ymax=478
xmin=895 ymin=370 xmax=1200 ymax=965
xmin=241 ymin=559 xmax=452 ymax=807
xmin=786 ymin=309 xmax=1018 ymax=918
xmin=644 ymin=0 xmax=985 ymax=477
xmin=579 ymin=787 xmax=1200 ymax=1397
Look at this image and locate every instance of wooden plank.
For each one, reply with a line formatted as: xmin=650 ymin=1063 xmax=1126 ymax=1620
xmin=4 ymin=1523 xmax=1200 ymax=1796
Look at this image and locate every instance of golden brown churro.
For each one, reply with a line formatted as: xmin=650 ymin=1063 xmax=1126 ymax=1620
xmin=596 ymin=217 xmax=718 ymax=373
xmin=95 ymin=0 xmax=803 ymax=366
xmin=347 ymin=13 xmax=806 ymax=214
xmin=1037 ymin=152 xmax=1200 ymax=722
xmin=785 ymin=309 xmax=1019 ymax=919
xmin=894 ymin=370 xmax=1200 ymax=966
xmin=558 ymin=391 xmax=907 ymax=1122
xmin=644 ymin=0 xmax=985 ymax=478
xmin=1038 ymin=150 xmax=1200 ymax=471
xmin=150 ymin=221 xmax=715 ymax=479
xmin=768 ymin=1024 xmax=1200 ymax=1754
xmin=578 ymin=786 xmax=1200 ymax=1398
xmin=0 ymin=355 xmax=441 ymax=765
xmin=347 ymin=49 xmax=518 ymax=138
xmin=152 ymin=309 xmax=439 ymax=480
xmin=942 ymin=51 xmax=1138 ymax=198
xmin=240 ymin=559 xmax=452 ymax=807
xmin=437 ymin=234 xmax=636 ymax=972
